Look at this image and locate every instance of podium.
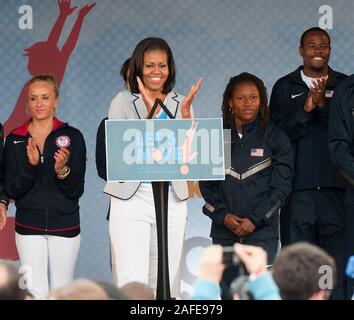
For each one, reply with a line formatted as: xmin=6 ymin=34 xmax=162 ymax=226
xmin=105 ymin=101 xmax=225 ymax=300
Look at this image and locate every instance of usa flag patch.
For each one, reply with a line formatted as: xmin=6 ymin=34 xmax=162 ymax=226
xmin=325 ymin=90 xmax=334 ymax=98
xmin=251 ymin=148 xmax=264 ymax=157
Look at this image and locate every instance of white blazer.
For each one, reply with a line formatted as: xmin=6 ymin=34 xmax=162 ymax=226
xmin=104 ymin=90 xmax=192 ymax=201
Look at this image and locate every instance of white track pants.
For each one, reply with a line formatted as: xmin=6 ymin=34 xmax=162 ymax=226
xmin=15 ymin=233 xmax=80 ymax=299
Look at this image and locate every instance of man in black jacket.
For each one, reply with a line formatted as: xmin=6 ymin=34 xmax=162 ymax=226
xmin=328 ymin=75 xmax=354 ymax=297
xmin=270 ymin=27 xmax=348 ymax=299
xmin=0 ymin=123 xmax=9 ymax=231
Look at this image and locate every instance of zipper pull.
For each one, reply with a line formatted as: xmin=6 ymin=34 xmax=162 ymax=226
xmin=41 ymin=155 xmax=44 ymax=163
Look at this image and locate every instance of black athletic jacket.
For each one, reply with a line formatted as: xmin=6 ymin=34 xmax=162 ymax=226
xmin=3 ymin=118 xmax=86 ymax=236
xmin=270 ymin=66 xmax=347 ymax=191
xmin=328 ymin=75 xmax=354 ymax=206
xmin=199 ymin=119 xmax=293 ymax=242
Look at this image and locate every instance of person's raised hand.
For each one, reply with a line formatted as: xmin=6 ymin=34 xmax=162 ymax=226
xmin=181 ymin=77 xmax=203 ymax=119
xmin=197 ymin=245 xmax=225 ymax=284
xmin=234 ymin=243 xmax=268 ymax=276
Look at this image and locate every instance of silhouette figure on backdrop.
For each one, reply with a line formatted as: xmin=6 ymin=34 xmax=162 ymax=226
xmin=4 ymin=0 xmax=96 ymax=136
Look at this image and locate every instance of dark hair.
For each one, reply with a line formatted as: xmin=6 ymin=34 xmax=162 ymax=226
xmin=300 ymin=27 xmax=331 ymax=47
xmin=221 ymin=72 xmax=269 ymax=129
xmin=29 ymin=74 xmax=59 ymax=98
xmin=128 ymin=37 xmax=176 ymax=94
xmin=120 ymin=58 xmax=131 ymax=84
xmin=272 ymin=242 xmax=336 ymax=300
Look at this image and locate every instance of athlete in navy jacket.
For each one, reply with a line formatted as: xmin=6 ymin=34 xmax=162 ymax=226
xmin=270 ymin=27 xmax=348 ymax=299
xmin=200 ymin=73 xmax=293 ymax=260
xmin=200 ymin=74 xmax=293 ymax=298
xmin=3 ymin=75 xmax=86 ymax=299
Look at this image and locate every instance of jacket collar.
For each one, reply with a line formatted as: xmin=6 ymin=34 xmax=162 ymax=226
xmin=290 ymin=65 xmax=340 ymax=87
xmin=12 ymin=117 xmax=66 ymax=137
xmin=231 ymin=117 xmax=261 ymax=142
xmin=131 ymin=91 xmax=180 ymax=119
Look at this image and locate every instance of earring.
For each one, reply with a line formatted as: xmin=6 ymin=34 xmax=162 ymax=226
xmin=228 ymin=106 xmax=234 ymax=116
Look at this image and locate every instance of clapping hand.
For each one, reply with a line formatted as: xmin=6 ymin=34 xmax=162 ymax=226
xmin=27 ymin=138 xmax=40 ymax=166
xmin=310 ymin=77 xmax=327 ymax=108
xmin=137 ymin=76 xmax=155 ymax=117
xmin=181 ymin=77 xmax=203 ymax=118
xmin=304 ymin=77 xmax=327 ymax=112
xmin=54 ymin=148 xmax=70 ymax=174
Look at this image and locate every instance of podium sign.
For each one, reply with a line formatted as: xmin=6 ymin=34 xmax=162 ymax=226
xmin=105 ymin=118 xmax=225 ymax=182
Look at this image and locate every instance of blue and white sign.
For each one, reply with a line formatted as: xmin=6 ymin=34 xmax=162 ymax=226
xmin=105 ymin=118 xmax=225 ymax=182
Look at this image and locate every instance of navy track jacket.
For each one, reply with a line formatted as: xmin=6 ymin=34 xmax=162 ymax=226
xmin=4 ymin=118 xmax=86 ymax=236
xmin=199 ymin=119 xmax=293 ymax=242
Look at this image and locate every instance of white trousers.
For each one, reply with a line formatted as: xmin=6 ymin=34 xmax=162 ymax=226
xmin=109 ymin=183 xmax=187 ymax=297
xmin=15 ymin=233 xmax=81 ymax=299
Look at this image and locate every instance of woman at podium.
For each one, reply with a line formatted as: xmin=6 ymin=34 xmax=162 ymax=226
xmin=105 ymin=37 xmax=201 ymax=298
